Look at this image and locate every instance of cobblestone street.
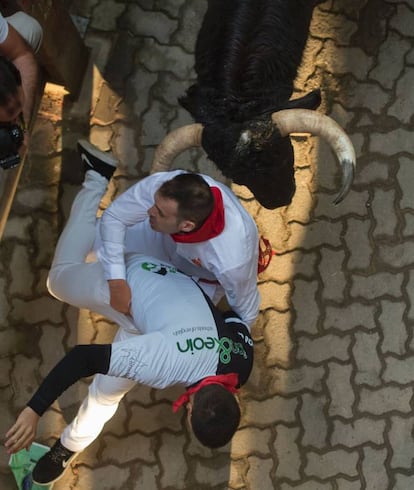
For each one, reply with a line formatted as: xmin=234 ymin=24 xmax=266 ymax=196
xmin=2 ymin=0 xmax=414 ymax=488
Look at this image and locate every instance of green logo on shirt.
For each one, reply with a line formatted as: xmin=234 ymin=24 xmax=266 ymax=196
xmin=176 ymin=336 xmax=247 ymax=364
xmin=141 ymin=262 xmax=177 ymax=276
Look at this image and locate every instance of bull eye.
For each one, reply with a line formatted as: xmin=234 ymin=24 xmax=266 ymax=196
xmin=239 ymin=130 xmax=251 ymax=145
xmin=235 ymin=130 xmax=252 ymax=156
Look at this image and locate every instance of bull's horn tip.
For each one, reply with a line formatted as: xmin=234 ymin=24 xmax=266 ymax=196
xmin=333 ymin=194 xmax=344 ymax=206
xmin=332 ymin=158 xmax=355 ymax=205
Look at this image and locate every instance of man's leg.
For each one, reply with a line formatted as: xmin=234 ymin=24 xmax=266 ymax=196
xmin=60 ymin=325 xmax=136 ymax=452
xmin=33 ymin=144 xmax=137 ymax=484
xmin=32 ymin=377 xmax=136 ymax=484
xmin=32 ymin=328 xmax=136 ymax=485
xmin=54 ymin=144 xmax=137 ymax=451
xmin=47 ymin=169 xmax=112 ymax=311
xmin=47 ymin=143 xmax=126 ymax=321
xmin=61 ymin=377 xmax=136 ymax=451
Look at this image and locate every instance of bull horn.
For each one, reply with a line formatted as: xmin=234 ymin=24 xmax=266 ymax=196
xmin=272 ymin=109 xmax=356 ymax=205
xmin=150 ymin=124 xmax=203 ymax=174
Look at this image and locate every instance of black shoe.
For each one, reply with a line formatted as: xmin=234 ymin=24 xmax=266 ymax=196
xmin=32 ymin=439 xmax=78 ymax=485
xmin=77 ymin=139 xmax=118 ymax=180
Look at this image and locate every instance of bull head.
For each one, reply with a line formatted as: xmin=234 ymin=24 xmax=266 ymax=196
xmin=150 ymin=109 xmax=355 ymax=209
xmin=150 ymin=0 xmax=355 ymax=209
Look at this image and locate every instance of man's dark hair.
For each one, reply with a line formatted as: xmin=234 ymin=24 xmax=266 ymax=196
xmin=190 ymin=384 xmax=241 ymax=448
xmin=0 ymin=56 xmax=22 ymax=106
xmin=158 ymin=173 xmax=214 ymax=227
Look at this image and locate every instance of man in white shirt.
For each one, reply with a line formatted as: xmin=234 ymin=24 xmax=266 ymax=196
xmin=98 ymin=165 xmax=260 ymax=328
xmin=4 ymin=144 xmax=254 ymax=486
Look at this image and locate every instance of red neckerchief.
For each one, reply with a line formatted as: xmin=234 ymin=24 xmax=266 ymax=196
xmin=172 ymin=373 xmax=239 ymax=413
xmin=170 ymin=187 xmax=225 ymax=243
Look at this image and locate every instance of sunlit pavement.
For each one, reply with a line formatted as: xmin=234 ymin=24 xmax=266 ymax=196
xmin=1 ymin=1 xmax=414 ymax=489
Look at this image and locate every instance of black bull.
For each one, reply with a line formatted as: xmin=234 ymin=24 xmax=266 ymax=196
xmin=151 ymin=0 xmax=354 ymax=209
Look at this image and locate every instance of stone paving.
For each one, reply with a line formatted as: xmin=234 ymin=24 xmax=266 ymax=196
xmin=1 ymin=0 xmax=414 ymax=488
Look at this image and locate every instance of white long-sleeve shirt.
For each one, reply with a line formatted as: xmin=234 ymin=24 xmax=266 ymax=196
xmin=98 ymin=170 xmax=260 ymax=326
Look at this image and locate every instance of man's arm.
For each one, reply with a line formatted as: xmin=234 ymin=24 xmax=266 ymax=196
xmin=4 ymin=344 xmax=111 ymax=454
xmin=0 ymin=22 xmax=38 ymax=124
xmin=218 ymin=263 xmax=260 ymax=328
xmin=28 ymin=344 xmax=111 ymax=416
xmin=99 ymin=180 xmax=154 ymax=279
xmin=99 ymin=187 xmax=145 ymax=313
xmin=99 ymin=173 xmax=170 ymax=312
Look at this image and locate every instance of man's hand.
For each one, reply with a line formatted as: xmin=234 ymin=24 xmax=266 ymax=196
xmin=108 ymin=279 xmax=132 ymax=314
xmin=4 ymin=406 xmax=40 ymax=454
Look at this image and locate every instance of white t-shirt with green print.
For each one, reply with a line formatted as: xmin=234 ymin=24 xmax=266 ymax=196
xmin=108 ymin=254 xmax=253 ymax=388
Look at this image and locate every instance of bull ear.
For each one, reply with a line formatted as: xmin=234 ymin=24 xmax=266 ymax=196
xmin=150 ymin=124 xmax=204 ymax=174
xmin=272 ymin=109 xmax=355 ymax=205
xmin=283 ymin=89 xmax=322 ymax=111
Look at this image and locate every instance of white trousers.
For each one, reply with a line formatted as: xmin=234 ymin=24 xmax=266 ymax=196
xmin=61 ymin=327 xmax=137 ymax=452
xmin=7 ymin=12 xmax=43 ymax=53
xmin=48 ymin=171 xmax=137 ymax=452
